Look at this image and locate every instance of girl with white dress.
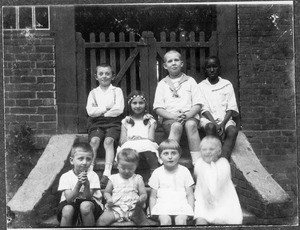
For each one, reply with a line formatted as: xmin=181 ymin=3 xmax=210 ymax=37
xmin=194 ymin=135 xmax=243 ymax=225
xmin=148 ymin=139 xmax=194 ymax=225
xmin=118 ymin=90 xmax=159 ymax=173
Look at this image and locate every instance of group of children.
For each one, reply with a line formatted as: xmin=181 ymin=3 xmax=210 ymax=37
xmin=57 ymin=50 xmax=242 ymax=227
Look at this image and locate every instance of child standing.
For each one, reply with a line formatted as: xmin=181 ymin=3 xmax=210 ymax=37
xmin=57 ymin=142 xmax=103 ymax=227
xmin=198 ymin=56 xmax=239 ymax=160
xmin=153 ymin=50 xmax=202 ymax=164
xmin=118 ymin=90 xmax=159 ymax=174
xmin=97 ymin=148 xmax=148 ymax=226
xmin=148 ymin=139 xmax=194 ymax=225
xmin=86 ymin=64 xmax=124 ymax=187
xmin=194 ymin=136 xmax=242 ymax=225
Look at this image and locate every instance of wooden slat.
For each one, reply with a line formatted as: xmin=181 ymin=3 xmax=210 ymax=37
xmin=119 ymin=32 xmax=127 ymax=95
xmin=129 ymin=32 xmax=136 ymax=91
xmin=76 ymin=32 xmax=87 ymax=132
xmin=190 ymin=32 xmax=196 ymax=75
xmin=159 ymin=32 xmax=167 ymax=80
xmin=89 ymin=33 xmax=96 ymax=89
xmin=199 ymin=32 xmax=206 ymax=80
xmin=99 ymin=32 xmax=106 ymax=63
xmin=180 ymin=31 xmax=186 ymax=73
xmin=139 ymin=31 xmax=149 ymax=94
xmin=109 ymin=32 xmax=116 ymax=83
xmin=148 ymin=31 xmax=157 ymax=113
xmin=85 ymin=42 xmax=139 ymax=48
xmin=209 ymin=31 xmax=218 ymax=56
xmin=157 ymin=41 xmax=210 ymax=48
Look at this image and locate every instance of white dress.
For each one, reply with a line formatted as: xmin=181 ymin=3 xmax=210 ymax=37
xmin=148 ymin=165 xmax=194 ymax=216
xmin=194 ymin=157 xmax=243 ymax=224
xmin=117 ymin=116 xmax=159 ymax=159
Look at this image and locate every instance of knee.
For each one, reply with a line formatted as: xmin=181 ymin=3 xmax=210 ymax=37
xmin=61 ymin=205 xmax=75 ymax=219
xmin=171 ymin=122 xmax=183 ymax=132
xmin=103 ymin=137 xmax=114 ymax=147
xmin=90 ymin=137 xmax=100 ymax=148
xmin=226 ymin=126 xmax=238 ymax=138
xmin=80 ymin=201 xmax=93 ymax=216
xmin=184 ymin=120 xmax=198 ymax=132
xmin=205 ymin=123 xmax=217 ymax=135
xmin=175 ymin=215 xmax=187 ymax=225
xmin=159 ymin=215 xmax=172 ymax=225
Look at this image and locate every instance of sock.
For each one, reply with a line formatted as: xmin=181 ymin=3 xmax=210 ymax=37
xmin=103 ymin=162 xmax=113 ymax=176
xmin=190 ymin=151 xmax=201 ymax=165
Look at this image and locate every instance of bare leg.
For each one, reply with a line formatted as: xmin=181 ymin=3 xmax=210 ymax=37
xmin=168 ymin=121 xmax=183 ymax=143
xmin=103 ymin=137 xmax=115 ymax=176
xmin=196 ymin=217 xmax=208 ymax=225
xmin=174 ymin=215 xmax=188 ymax=225
xmin=80 ymin=201 xmax=95 ymax=226
xmin=96 ymin=210 xmax=116 ymax=226
xmin=60 ymin=205 xmax=75 ymax=227
xmin=222 ymin=125 xmax=238 ymax=160
xmin=90 ymin=136 xmax=101 ymax=165
xmin=159 ymin=215 xmax=172 ymax=225
xmin=185 ymin=119 xmax=201 ymax=162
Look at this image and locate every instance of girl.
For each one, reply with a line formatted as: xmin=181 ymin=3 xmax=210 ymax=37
xmin=96 ymin=148 xmax=147 ymax=226
xmin=194 ymin=135 xmax=243 ymax=225
xmin=148 ymin=139 xmax=194 ymax=225
xmin=118 ymin=90 xmax=159 ymax=174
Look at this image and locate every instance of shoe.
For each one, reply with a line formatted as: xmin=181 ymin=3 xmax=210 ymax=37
xmin=100 ymin=175 xmax=109 ymax=189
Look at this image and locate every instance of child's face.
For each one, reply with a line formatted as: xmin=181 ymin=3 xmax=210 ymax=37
xmin=70 ymin=148 xmax=93 ymax=174
xmin=117 ymin=159 xmax=137 ymax=179
xmin=163 ymin=52 xmax=183 ymax=77
xmin=95 ymin=67 xmax=114 ymax=88
xmin=130 ymin=96 xmax=146 ymax=116
xmin=160 ymin=149 xmax=180 ymax=170
xmin=200 ymin=141 xmax=220 ymax=163
xmin=205 ymin=58 xmax=220 ymax=82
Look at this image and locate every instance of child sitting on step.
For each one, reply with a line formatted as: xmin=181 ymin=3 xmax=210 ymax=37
xmin=194 ymin=136 xmax=242 ymax=225
xmin=57 ymin=142 xmax=103 ymax=227
xmin=97 ymin=148 xmax=148 ymax=226
xmin=118 ymin=90 xmax=159 ymax=175
xmin=148 ymin=139 xmax=194 ymax=225
xmin=153 ymin=50 xmax=202 ymax=164
xmin=86 ymin=63 xmax=124 ymax=188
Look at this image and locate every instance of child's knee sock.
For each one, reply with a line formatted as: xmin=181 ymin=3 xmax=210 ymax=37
xmin=190 ymin=151 xmax=201 ymax=164
xmin=103 ymin=162 xmax=113 ymax=176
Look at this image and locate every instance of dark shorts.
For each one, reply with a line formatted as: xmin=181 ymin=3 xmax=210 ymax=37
xmin=88 ymin=126 xmax=120 ymax=142
xmin=57 ymin=199 xmax=103 ymax=224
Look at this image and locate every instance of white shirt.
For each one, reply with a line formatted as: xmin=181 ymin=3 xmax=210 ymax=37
xmin=86 ymin=84 xmax=124 ymax=117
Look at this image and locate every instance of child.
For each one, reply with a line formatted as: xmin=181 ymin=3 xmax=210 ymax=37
xmin=198 ymin=56 xmax=239 ymax=160
xmin=96 ymin=148 xmax=148 ymax=226
xmin=148 ymin=139 xmax=194 ymax=225
xmin=118 ymin=90 xmax=159 ymax=174
xmin=194 ymin=136 xmax=242 ymax=225
xmin=153 ymin=50 xmax=202 ymax=164
xmin=57 ymin=142 xmax=103 ymax=227
xmin=86 ymin=63 xmax=124 ymax=187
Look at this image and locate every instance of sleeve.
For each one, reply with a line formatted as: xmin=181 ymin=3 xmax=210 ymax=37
xmin=190 ymin=78 xmax=204 ymax=107
xmin=216 ymin=158 xmax=231 ymax=189
xmin=198 ymin=82 xmax=210 ymax=115
xmin=148 ymin=169 xmax=159 ymax=190
xmin=57 ymin=173 xmax=71 ymax=192
xmin=105 ymin=87 xmax=125 ymax=117
xmin=153 ymin=81 xmax=165 ymax=110
xmin=183 ymin=167 xmax=194 ymax=188
xmin=86 ymin=89 xmax=107 ymax=117
xmin=226 ymin=83 xmax=239 ymax=116
xmin=89 ymin=171 xmax=101 ymax=190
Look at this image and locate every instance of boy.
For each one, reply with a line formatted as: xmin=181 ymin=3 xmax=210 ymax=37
xmin=57 ymin=142 xmax=103 ymax=226
xmin=198 ymin=56 xmax=239 ymax=160
xmin=86 ymin=64 xmax=124 ymax=187
xmin=153 ymin=50 xmax=202 ymax=164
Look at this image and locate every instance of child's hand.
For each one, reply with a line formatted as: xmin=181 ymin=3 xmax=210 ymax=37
xmin=78 ymin=171 xmax=88 ymax=184
xmin=106 ymin=103 xmax=114 ymax=111
xmin=106 ymin=197 xmax=114 ymax=208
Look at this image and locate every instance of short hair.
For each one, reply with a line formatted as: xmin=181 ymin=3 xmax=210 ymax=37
xmin=163 ymin=50 xmax=182 ymax=62
xmin=95 ymin=63 xmax=115 ymax=75
xmin=158 ymin=139 xmax=182 ymax=156
xmin=70 ymin=141 xmax=93 ymax=158
xmin=204 ymin=55 xmax=221 ymax=67
xmin=199 ymin=135 xmax=222 ymax=157
xmin=117 ymin=148 xmax=139 ymax=165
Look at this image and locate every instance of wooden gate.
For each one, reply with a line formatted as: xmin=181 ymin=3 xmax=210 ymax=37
xmin=76 ymin=30 xmax=217 ymax=133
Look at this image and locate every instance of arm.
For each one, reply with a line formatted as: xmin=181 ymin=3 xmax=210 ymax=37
xmin=149 ymin=188 xmax=157 ymax=216
xmin=136 ymin=176 xmax=147 ymax=206
xmin=155 ymin=108 xmax=178 ymax=120
xmin=147 ymin=119 xmax=157 ymax=142
xmin=64 ymin=181 xmax=82 ymax=203
xmin=184 ymin=104 xmax=201 ymax=120
xmin=78 ymin=171 xmax=94 ymax=200
xmin=105 ymin=88 xmax=125 ymax=117
xmin=186 ymin=185 xmax=195 ymax=210
xmin=103 ymin=180 xmax=114 ymax=207
xmin=119 ymin=123 xmax=128 ymax=146
xmin=86 ymin=90 xmax=107 ymax=117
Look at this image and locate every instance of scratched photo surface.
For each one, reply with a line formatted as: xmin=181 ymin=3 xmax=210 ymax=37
xmin=2 ymin=0 xmax=298 ymax=229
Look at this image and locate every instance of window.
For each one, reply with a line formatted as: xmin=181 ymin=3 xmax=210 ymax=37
xmin=3 ymin=6 xmax=50 ymax=30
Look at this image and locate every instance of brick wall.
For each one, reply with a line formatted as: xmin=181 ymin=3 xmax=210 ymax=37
xmin=238 ymin=4 xmax=296 ymax=204
xmin=4 ymin=30 xmax=57 ymax=148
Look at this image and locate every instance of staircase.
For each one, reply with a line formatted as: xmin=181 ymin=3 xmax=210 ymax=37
xmin=6 ymin=131 xmax=297 ymax=227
